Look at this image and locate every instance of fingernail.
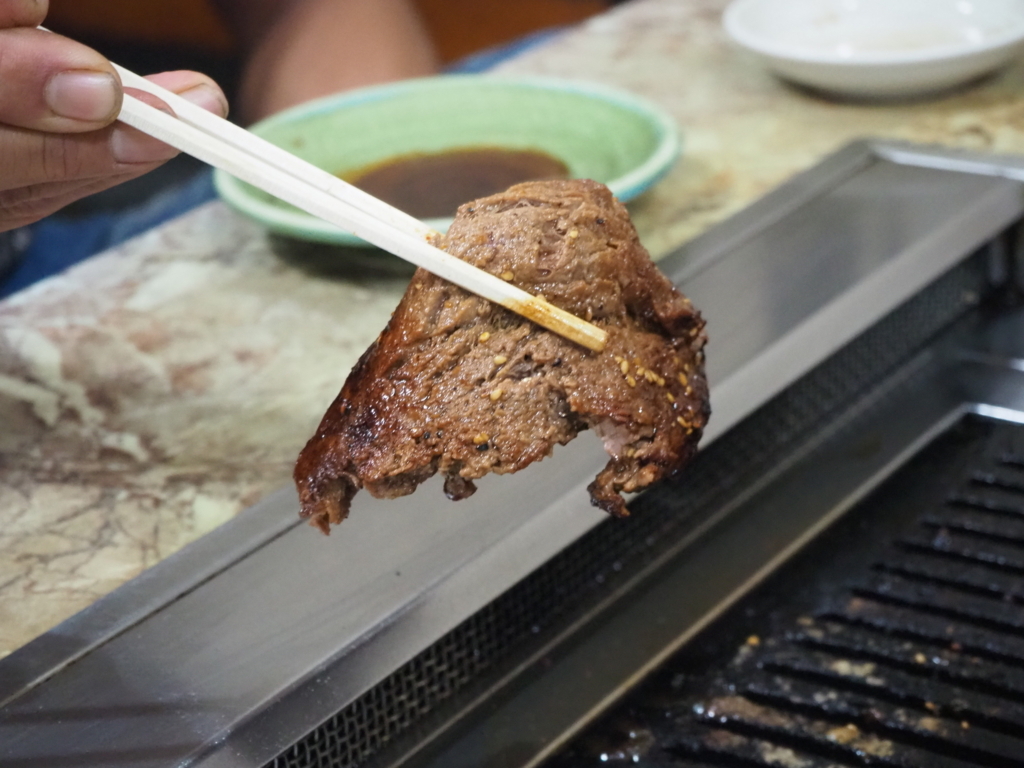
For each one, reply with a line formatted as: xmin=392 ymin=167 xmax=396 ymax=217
xmin=179 ymin=83 xmax=228 ymax=117
xmin=45 ymin=71 xmax=119 ymax=122
xmin=110 ymin=126 xmax=179 ymax=164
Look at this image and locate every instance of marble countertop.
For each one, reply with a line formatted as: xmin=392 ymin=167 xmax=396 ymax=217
xmin=5 ymin=0 xmax=1024 ymax=657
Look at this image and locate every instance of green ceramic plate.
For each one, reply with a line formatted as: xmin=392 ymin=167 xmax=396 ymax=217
xmin=214 ymin=75 xmax=681 ymax=246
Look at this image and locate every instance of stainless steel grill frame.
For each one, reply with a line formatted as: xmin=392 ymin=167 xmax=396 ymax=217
xmin=5 ymin=139 xmax=1024 ymax=768
xmin=270 ymin=252 xmax=997 ymax=768
xmin=380 ymin=285 xmax=1024 ymax=768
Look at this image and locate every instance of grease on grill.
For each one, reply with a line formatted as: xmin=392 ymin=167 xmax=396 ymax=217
xmin=342 ymin=147 xmax=569 ymax=219
xmin=550 ymin=419 xmax=1024 ymax=767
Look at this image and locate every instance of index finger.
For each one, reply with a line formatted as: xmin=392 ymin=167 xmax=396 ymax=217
xmin=0 ymin=0 xmax=48 ymax=29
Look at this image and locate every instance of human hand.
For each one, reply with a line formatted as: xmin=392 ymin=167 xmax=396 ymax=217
xmin=0 ymin=0 xmax=229 ymax=233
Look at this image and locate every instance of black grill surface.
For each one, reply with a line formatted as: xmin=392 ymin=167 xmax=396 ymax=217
xmin=550 ymin=415 xmax=1024 ymax=767
xmin=261 ymin=244 xmax=1007 ymax=768
xmin=267 ymin=227 xmax=993 ymax=768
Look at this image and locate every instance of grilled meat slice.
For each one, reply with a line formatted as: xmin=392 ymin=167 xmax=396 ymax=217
xmin=294 ymin=179 xmax=709 ymax=533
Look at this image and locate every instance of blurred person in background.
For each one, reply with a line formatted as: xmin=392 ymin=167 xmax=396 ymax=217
xmin=0 ymin=0 xmax=610 ymax=295
xmin=47 ymin=0 xmax=441 ymax=124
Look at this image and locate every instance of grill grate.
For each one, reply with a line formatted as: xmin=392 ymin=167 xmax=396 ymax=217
xmin=267 ymin=240 xmax=993 ymax=768
xmin=551 ymin=417 xmax=1024 ymax=768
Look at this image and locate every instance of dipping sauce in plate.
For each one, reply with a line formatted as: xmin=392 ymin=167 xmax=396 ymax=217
xmin=343 ymin=147 xmax=569 ymax=219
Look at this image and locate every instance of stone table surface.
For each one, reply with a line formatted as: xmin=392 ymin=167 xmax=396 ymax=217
xmin=5 ymin=0 xmax=1024 ymax=657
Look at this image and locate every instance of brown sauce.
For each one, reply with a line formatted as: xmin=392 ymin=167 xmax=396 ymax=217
xmin=342 ymin=147 xmax=570 ymax=219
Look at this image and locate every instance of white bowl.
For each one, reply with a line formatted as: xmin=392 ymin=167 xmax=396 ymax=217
xmin=724 ymin=0 xmax=1024 ymax=98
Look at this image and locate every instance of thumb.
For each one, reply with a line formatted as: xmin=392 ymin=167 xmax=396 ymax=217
xmin=0 ymin=26 xmax=122 ymax=134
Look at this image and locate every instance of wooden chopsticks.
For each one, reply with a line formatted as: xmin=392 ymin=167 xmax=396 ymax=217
xmin=114 ymin=68 xmax=608 ymax=353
